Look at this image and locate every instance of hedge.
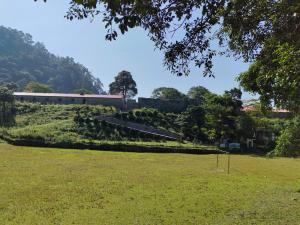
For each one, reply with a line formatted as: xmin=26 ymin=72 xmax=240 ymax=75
xmin=0 ymin=135 xmax=223 ymax=155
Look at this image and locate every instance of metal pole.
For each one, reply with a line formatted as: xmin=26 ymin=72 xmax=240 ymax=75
xmin=227 ymin=154 xmax=230 ymax=174
xmin=216 ymin=154 xmax=219 ymax=169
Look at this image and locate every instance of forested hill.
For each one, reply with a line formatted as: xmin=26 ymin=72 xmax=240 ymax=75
xmin=0 ymin=26 xmax=103 ymax=93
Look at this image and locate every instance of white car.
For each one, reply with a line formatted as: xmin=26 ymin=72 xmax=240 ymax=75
xmin=219 ymin=143 xmax=226 ymax=149
xmin=219 ymin=142 xmax=241 ymax=151
xmin=229 ymin=143 xmax=241 ymax=151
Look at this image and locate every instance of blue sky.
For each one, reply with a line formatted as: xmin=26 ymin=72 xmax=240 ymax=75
xmin=0 ymin=0 xmax=254 ymax=99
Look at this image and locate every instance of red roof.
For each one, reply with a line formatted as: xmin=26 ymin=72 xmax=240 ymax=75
xmin=272 ymin=108 xmax=290 ymax=113
xmin=14 ymin=92 xmax=123 ymax=99
xmin=242 ymin=106 xmax=256 ymax=111
xmin=242 ymin=105 xmax=289 ymax=113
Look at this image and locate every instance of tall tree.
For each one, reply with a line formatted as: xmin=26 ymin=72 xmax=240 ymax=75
xmin=109 ymin=71 xmax=137 ymax=100
xmin=203 ymin=89 xmax=243 ymax=141
xmin=0 ymin=86 xmax=15 ymax=127
xmin=176 ymin=105 xmax=206 ymax=141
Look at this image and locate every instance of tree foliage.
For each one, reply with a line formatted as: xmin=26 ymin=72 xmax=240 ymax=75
xmin=203 ymin=88 xmax=243 ymax=141
xmin=35 ymin=0 xmax=299 ymax=111
xmin=33 ymin=0 xmax=300 ymax=113
xmin=176 ymin=105 xmax=206 ymax=141
xmin=109 ymin=71 xmax=137 ymax=99
xmin=0 ymin=26 xmax=104 ymax=94
xmin=271 ymin=116 xmax=300 ymax=157
xmin=0 ymin=86 xmax=16 ymax=127
xmin=238 ymin=41 xmax=300 ymax=112
xmin=152 ymin=87 xmax=186 ymax=100
xmin=24 ymin=81 xmax=53 ymax=93
xmin=187 ymin=86 xmax=211 ymax=105
xmin=73 ymin=88 xmax=93 ymax=94
xmin=36 ymin=0 xmax=299 ymax=76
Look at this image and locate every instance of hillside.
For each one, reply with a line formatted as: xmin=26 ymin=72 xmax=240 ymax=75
xmin=0 ymin=26 xmax=103 ymax=93
xmin=0 ymin=102 xmax=216 ymax=153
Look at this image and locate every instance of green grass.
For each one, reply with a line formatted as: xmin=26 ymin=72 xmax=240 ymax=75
xmin=94 ymin=140 xmax=217 ymax=149
xmin=0 ymin=143 xmax=299 ymax=225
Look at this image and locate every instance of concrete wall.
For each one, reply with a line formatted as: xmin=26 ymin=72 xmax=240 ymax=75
xmin=127 ymin=99 xmax=138 ymax=110
xmin=138 ymin=97 xmax=187 ymax=113
xmin=15 ymin=95 xmax=124 ymax=109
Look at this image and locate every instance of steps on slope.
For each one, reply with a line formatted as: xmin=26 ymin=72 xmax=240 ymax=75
xmin=96 ymin=115 xmax=180 ymax=140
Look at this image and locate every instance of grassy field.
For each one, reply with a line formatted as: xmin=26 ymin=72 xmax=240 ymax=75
xmin=0 ymin=144 xmax=299 ymax=225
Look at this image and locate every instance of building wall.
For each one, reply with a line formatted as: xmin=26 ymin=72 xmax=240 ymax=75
xmin=138 ymin=97 xmax=187 ymax=113
xmin=15 ymin=95 xmax=124 ymax=109
xmin=127 ymin=99 xmax=139 ymax=110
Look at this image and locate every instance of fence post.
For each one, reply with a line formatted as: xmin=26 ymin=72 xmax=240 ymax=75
xmin=227 ymin=153 xmax=231 ymax=174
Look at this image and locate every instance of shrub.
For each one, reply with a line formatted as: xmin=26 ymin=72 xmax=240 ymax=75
xmin=93 ymin=118 xmax=99 ymax=126
xmin=115 ymin=112 xmax=121 ymax=119
xmin=128 ymin=113 xmax=135 ymax=121
xmin=270 ymin=116 xmax=300 ymax=157
xmin=78 ymin=117 xmax=84 ymax=125
xmin=135 ymin=111 xmax=141 ymax=117
xmin=121 ymin=112 xmax=128 ymax=120
xmin=85 ymin=117 xmax=92 ymax=124
xmin=140 ymin=111 xmax=147 ymax=117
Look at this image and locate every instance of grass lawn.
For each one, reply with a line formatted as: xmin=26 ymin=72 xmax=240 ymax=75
xmin=0 ymin=144 xmax=299 ymax=225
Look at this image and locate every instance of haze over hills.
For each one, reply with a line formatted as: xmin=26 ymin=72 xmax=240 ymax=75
xmin=0 ymin=26 xmax=103 ymax=94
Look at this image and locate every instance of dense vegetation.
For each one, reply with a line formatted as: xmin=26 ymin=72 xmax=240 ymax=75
xmin=272 ymin=116 xmax=300 ymax=157
xmin=0 ymin=86 xmax=15 ymax=127
xmin=114 ymin=108 xmax=178 ymax=134
xmin=0 ymin=26 xmax=103 ymax=93
xmin=74 ymin=109 xmax=171 ymax=142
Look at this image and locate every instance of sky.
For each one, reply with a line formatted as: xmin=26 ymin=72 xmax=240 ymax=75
xmin=0 ymin=0 xmax=255 ymax=99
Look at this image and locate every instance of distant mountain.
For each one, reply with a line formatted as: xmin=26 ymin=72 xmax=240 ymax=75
xmin=0 ymin=26 xmax=103 ymax=93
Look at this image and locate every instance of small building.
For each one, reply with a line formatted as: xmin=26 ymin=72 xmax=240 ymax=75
xmin=14 ymin=92 xmax=124 ymax=109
